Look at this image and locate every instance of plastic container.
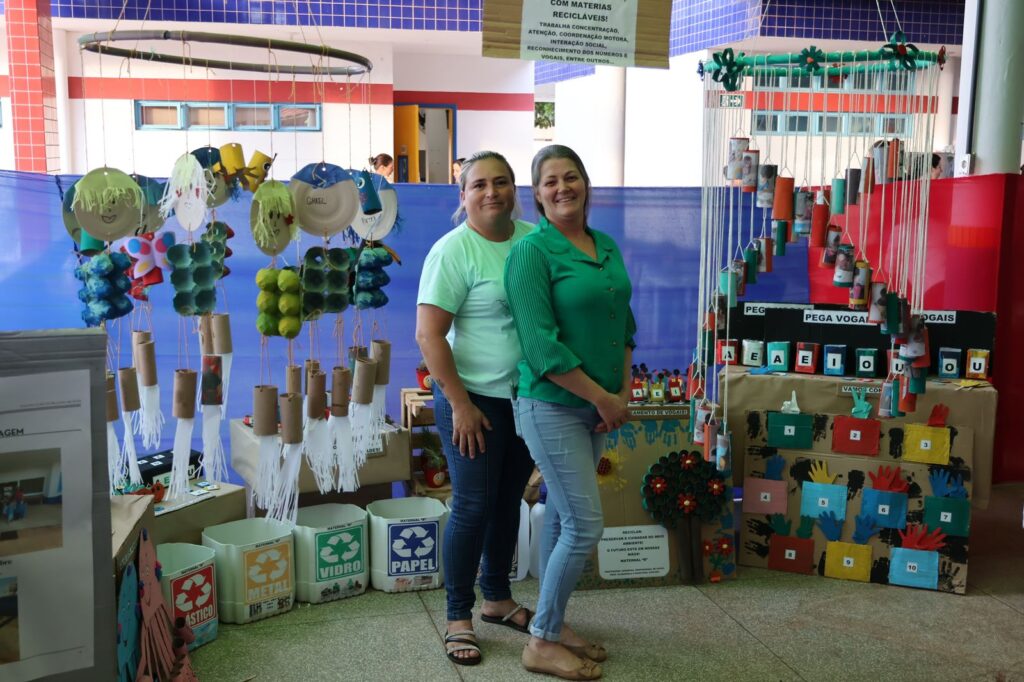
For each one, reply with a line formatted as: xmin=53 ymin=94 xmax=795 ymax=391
xmin=202 ymin=518 xmax=295 ymax=624
xmin=156 ymin=543 xmax=218 ymax=649
xmin=293 ymin=504 xmax=369 ymax=604
xmin=529 ymin=484 xmax=547 ymax=579
xmin=444 ymin=496 xmax=529 ymax=583
xmin=367 ymin=497 xmax=447 ymax=592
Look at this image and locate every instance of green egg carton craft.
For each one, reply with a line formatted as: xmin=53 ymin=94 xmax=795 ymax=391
xmin=300 ymin=246 xmax=352 ymax=321
xmin=167 ymin=241 xmax=218 ymax=316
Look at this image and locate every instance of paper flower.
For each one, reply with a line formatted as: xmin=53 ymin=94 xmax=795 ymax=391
xmin=681 ymin=452 xmax=699 ymax=470
xmin=711 ymin=47 xmax=744 ymax=91
xmin=677 ymin=493 xmax=698 ymax=514
xmin=715 ymin=537 xmax=733 ymax=556
xmin=702 ymin=540 xmax=714 ymax=556
xmin=799 ymin=46 xmax=825 ymax=74
xmin=881 ymin=31 xmax=921 ymax=70
xmin=708 ymin=479 xmax=726 ymax=496
xmin=650 ymin=476 xmax=668 ymax=495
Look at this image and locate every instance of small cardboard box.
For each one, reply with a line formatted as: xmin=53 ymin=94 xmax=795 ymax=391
xmin=111 ymin=494 xmax=155 ymax=589
xmin=150 ymin=483 xmax=247 ymax=546
xmin=575 ymin=403 xmax=737 ymax=590
xmin=230 ymin=419 xmax=412 ymax=492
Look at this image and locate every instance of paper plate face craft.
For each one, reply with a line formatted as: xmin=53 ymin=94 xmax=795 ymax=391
xmin=290 ymin=163 xmax=360 ymax=238
xmin=160 ymin=153 xmax=212 ymax=232
xmin=192 ymin=146 xmax=235 ymax=208
xmin=133 ymin=174 xmax=166 ymax=235
xmin=251 ymin=180 xmax=295 ymax=257
xmin=72 ymin=167 xmax=144 ymax=242
xmin=349 ymin=172 xmax=398 ymax=242
xmin=61 ymin=181 xmax=82 ymax=244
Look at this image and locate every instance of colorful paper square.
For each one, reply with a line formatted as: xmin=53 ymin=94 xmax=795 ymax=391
xmin=800 ymin=482 xmax=848 ymax=522
xmin=923 ymin=496 xmax=971 ymax=536
xmin=743 ymin=477 xmax=788 ymax=515
xmin=832 ymin=415 xmax=881 ymax=456
xmin=766 ymin=412 xmax=813 ymax=449
xmin=824 ymin=541 xmax=872 ymax=582
xmin=902 ymin=424 xmax=951 ymax=465
xmin=861 ymin=488 xmax=908 ymax=529
xmin=767 ymin=535 xmax=816 ymax=574
xmin=888 ymin=547 xmax=939 ymax=590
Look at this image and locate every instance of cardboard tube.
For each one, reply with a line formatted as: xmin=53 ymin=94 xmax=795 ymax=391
xmin=118 ymin=367 xmax=141 ymax=412
xmin=331 ymin=366 xmax=351 ymax=417
xmin=810 ymin=202 xmax=829 ymax=247
xmin=285 ymin=364 xmax=302 ymax=395
xmin=307 ymin=371 xmax=327 ymax=418
xmin=137 ymin=341 xmax=158 ymax=387
xmin=352 ymin=358 xmax=378 ymax=405
xmin=132 ymin=330 xmax=152 ymax=347
xmin=372 ymin=339 xmax=391 ymax=385
xmin=212 ymin=313 xmax=233 ymax=354
xmin=887 ymin=139 xmax=901 ymax=179
xmin=861 ymin=158 xmax=876 ymax=196
xmin=348 ymin=346 xmax=368 ymax=370
xmin=106 ymin=388 xmax=119 ymax=422
xmin=771 ymin=176 xmax=795 ymax=220
xmin=279 ymin=393 xmax=303 ymax=444
xmin=252 ymin=385 xmax=279 ymax=437
xmin=201 ymin=355 xmax=223 ymax=406
xmin=199 ymin=315 xmax=215 ymax=355
xmin=172 ymin=369 xmax=198 ymax=420
xmin=304 ymin=359 xmax=320 ymax=392
xmin=106 ymin=372 xmax=116 ymax=392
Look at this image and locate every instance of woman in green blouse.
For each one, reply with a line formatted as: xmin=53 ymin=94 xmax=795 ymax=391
xmin=506 ymin=145 xmax=636 ymax=681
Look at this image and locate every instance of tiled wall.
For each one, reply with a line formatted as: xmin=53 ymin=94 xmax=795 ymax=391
xmin=5 ymin=0 xmax=60 ymax=173
xmin=670 ymin=0 xmax=760 ymax=56
xmin=534 ymin=61 xmax=595 ymax=86
xmin=756 ymin=0 xmax=964 ymax=45
xmin=45 ymin=0 xmax=482 ymax=31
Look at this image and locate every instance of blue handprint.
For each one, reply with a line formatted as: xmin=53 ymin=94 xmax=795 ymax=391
xmin=764 ymin=454 xmax=786 ymax=481
xmin=817 ymin=510 xmax=844 ymax=541
xmin=643 ymin=420 xmax=659 ymax=445
xmin=660 ymin=420 xmax=681 ymax=446
xmin=605 ymin=428 xmax=620 ymax=449
xmin=929 ymin=469 xmax=968 ymax=499
xmin=852 ymin=513 xmax=880 ymax=544
xmin=620 ymin=422 xmax=637 ymax=449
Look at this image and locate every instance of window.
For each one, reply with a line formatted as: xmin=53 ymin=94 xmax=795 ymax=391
xmin=880 ymin=115 xmax=910 ymax=136
xmin=135 ymin=101 xmax=322 ymax=131
xmin=753 ymin=111 xmax=780 ymax=134
xmin=234 ymin=104 xmax=273 ymax=130
xmin=817 ymin=114 xmax=842 ymax=134
xmin=849 ymin=115 xmax=875 ymax=135
xmin=786 ymin=114 xmax=809 ymax=133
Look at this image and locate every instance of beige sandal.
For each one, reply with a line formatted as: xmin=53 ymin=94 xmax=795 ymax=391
xmin=522 ymin=644 xmax=602 ymax=680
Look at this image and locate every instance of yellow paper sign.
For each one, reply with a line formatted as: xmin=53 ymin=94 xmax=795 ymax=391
xmin=902 ymin=423 xmax=951 ymax=465
xmin=244 ymin=541 xmax=293 ymax=604
xmin=823 ymin=541 xmax=872 ymax=583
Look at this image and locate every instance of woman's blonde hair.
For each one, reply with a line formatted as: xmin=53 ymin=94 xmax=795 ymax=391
xmin=451 ymin=150 xmax=521 ymax=224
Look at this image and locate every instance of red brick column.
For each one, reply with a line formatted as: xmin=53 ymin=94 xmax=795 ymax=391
xmin=5 ymin=0 xmax=60 ymax=173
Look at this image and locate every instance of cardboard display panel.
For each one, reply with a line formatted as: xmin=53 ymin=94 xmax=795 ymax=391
xmin=722 ymin=366 xmax=996 ymax=509
xmin=572 ymin=404 xmax=737 ymax=590
xmin=739 ymin=411 xmax=973 ymax=595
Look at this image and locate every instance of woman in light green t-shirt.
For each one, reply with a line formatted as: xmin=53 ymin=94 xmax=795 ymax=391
xmin=416 ymin=152 xmax=537 ymax=667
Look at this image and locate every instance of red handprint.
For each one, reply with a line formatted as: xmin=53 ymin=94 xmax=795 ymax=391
xmin=899 ymin=524 xmax=947 ymax=551
xmin=869 ymin=465 xmax=910 ymax=493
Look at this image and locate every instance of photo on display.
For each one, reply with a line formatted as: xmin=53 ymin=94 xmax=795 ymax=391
xmin=0 ymin=449 xmax=63 ymax=558
xmin=0 ymin=576 xmax=19 ymax=664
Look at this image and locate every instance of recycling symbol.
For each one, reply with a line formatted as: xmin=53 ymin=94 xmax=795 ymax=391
xmin=249 ymin=548 xmax=288 ymax=584
xmin=320 ymin=532 xmax=360 ymax=564
xmin=391 ymin=525 xmax=434 ymax=559
xmin=175 ymin=570 xmax=212 ymax=612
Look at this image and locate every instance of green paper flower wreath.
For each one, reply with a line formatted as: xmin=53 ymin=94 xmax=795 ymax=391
xmin=881 ymin=31 xmax=920 ymax=70
xmin=799 ymin=46 xmax=825 ymax=74
xmin=711 ymin=48 xmax=744 ymax=92
xmin=641 ymin=450 xmax=729 ymax=527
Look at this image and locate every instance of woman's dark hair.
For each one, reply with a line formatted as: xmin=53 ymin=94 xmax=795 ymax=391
xmin=530 ymin=144 xmax=591 ymax=218
xmin=369 ymin=153 xmax=394 ymax=170
xmin=451 ymin=151 xmax=518 ymax=224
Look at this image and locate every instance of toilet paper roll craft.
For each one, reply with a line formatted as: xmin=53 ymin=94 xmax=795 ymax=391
xmin=795 ymin=342 xmax=820 ymax=374
xmin=772 ymin=176 xmax=795 ymax=221
xmin=741 ymin=339 xmax=764 ymax=367
xmin=756 ymin=164 xmax=777 ymax=208
xmin=244 ymin=150 xmax=275 ymax=192
xmin=867 ymin=282 xmax=888 ymax=324
xmin=134 ymin=336 xmax=165 ymax=450
xmin=855 ymin=348 xmax=879 ymax=378
xmin=106 ymin=376 xmax=125 ymax=494
xmin=692 ymin=403 xmax=713 ymax=445
xmin=832 ymin=244 xmax=855 ymax=287
xmin=830 ymin=178 xmax=847 ymax=217
xmin=861 ymin=157 xmax=876 ymax=196
xmin=356 ymin=169 xmax=383 ymax=215
xmin=629 ymin=366 xmax=646 ymax=403
xmin=716 ymin=339 xmax=738 ymax=366
xmin=823 ymin=344 xmax=847 ymax=376
xmin=350 ymin=356 xmax=379 ymax=467
xmin=210 ymin=313 xmax=234 ymax=418
xmin=897 ymin=369 xmax=917 ymax=413
xmin=879 ymin=376 xmax=894 ymax=418
xmin=168 ymin=369 xmax=198 ymax=500
xmin=767 ymin=341 xmax=790 ymax=372
xmin=742 ymin=243 xmax=759 ymax=284
xmin=740 ymin=150 xmax=759 ymax=192
xmin=718 ymin=268 xmax=737 ymax=307
xmin=702 ymin=418 xmax=719 ymax=463
xmin=667 ymin=369 xmax=685 ymax=403
xmin=251 ymin=180 xmax=296 ymax=257
xmin=772 ymin=221 xmax=787 ymax=256
xmin=850 ymin=261 xmax=871 ymax=310
xmin=845 ymin=168 xmax=862 ymax=206
xmin=820 ymin=225 xmax=841 ymax=268
xmin=714 ymin=430 xmax=731 ymax=472
xmin=118 ymin=366 xmax=144 ymax=486
xmin=160 ymin=152 xmax=212 ymax=232
xmin=887 ymin=138 xmax=902 ymax=180
xmin=198 ymin=317 xmax=228 ymax=484
xmin=303 ymin=370 xmax=333 ymax=493
xmin=728 ymin=137 xmax=749 ymax=181
xmin=290 ymin=163 xmax=360 ymax=239
xmin=732 ymin=258 xmax=747 ymax=297
xmin=810 ymin=191 xmax=830 ymax=247
xmin=252 ymin=385 xmax=281 ymax=510
xmin=872 ymin=141 xmax=890 ymax=185
xmin=756 ymin=236 xmax=773 ymax=272
xmin=650 ymin=372 xmax=666 ymax=403
xmin=793 ymin=189 xmax=813 ymax=236
xmin=330 ymin=367 xmax=358 ymax=492
xmin=901 ymin=316 xmax=931 ymax=370
xmin=937 ymin=347 xmax=961 ymax=379
xmin=268 ymin=392 xmax=304 ymax=524
xmin=72 ymin=167 xmax=144 ymax=243
xmin=907 ymin=364 xmax=928 ymax=395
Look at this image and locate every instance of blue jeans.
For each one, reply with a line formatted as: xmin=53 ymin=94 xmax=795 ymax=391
xmin=514 ymin=397 xmax=606 ymax=642
xmin=432 ymin=383 xmax=535 ymax=622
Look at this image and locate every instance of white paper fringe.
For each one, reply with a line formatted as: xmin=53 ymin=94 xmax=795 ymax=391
xmin=255 ymin=435 xmax=281 ymax=510
xmin=329 ymin=414 xmax=358 ymax=493
xmin=201 ymin=406 xmax=228 ymax=483
xmin=303 ymin=418 xmax=333 ymax=494
xmin=219 ymin=352 xmax=233 ymax=419
xmin=122 ymin=411 xmax=143 ymax=485
xmin=268 ymin=442 xmax=303 ymax=525
xmin=350 ymin=402 xmax=373 ymax=468
xmin=138 ymin=384 xmax=165 ymax=451
xmin=369 ymin=385 xmax=386 ymax=452
xmin=107 ymin=421 xmax=123 ymax=494
xmin=168 ymin=418 xmax=194 ymax=500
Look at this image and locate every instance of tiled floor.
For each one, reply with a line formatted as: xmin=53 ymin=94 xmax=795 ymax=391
xmin=191 ymin=484 xmax=1024 ymax=681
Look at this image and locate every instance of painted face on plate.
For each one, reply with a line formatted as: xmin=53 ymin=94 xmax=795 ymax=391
xmin=250 ymin=200 xmax=292 ymax=257
xmin=75 ymin=194 xmax=141 ymax=242
xmin=175 ymin=181 xmax=208 ymax=232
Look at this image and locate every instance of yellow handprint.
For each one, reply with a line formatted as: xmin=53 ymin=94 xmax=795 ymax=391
xmin=809 ymin=460 xmax=836 ymax=484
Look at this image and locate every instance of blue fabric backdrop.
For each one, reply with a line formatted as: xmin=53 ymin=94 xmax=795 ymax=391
xmin=0 ymin=170 xmax=809 ymax=483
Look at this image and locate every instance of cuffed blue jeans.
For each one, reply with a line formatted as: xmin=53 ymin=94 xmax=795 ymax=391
xmin=514 ymin=397 xmax=606 ymax=642
xmin=432 ymin=383 xmax=535 ymax=622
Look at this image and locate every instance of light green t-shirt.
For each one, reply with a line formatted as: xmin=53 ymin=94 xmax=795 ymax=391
xmin=417 ymin=219 xmax=534 ymax=398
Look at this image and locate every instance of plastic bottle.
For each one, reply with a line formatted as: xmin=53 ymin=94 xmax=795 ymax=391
xmin=529 ymin=483 xmax=547 ymax=579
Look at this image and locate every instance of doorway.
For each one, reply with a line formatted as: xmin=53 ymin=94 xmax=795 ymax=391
xmin=393 ymin=104 xmax=456 ymax=183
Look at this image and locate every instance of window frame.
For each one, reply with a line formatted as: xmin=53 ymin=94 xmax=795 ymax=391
xmin=274 ymin=103 xmax=321 ymax=132
xmin=135 ymin=101 xmax=184 ymax=130
xmin=232 ymin=103 xmax=275 ymax=131
xmin=133 ymin=101 xmax=323 ymax=131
